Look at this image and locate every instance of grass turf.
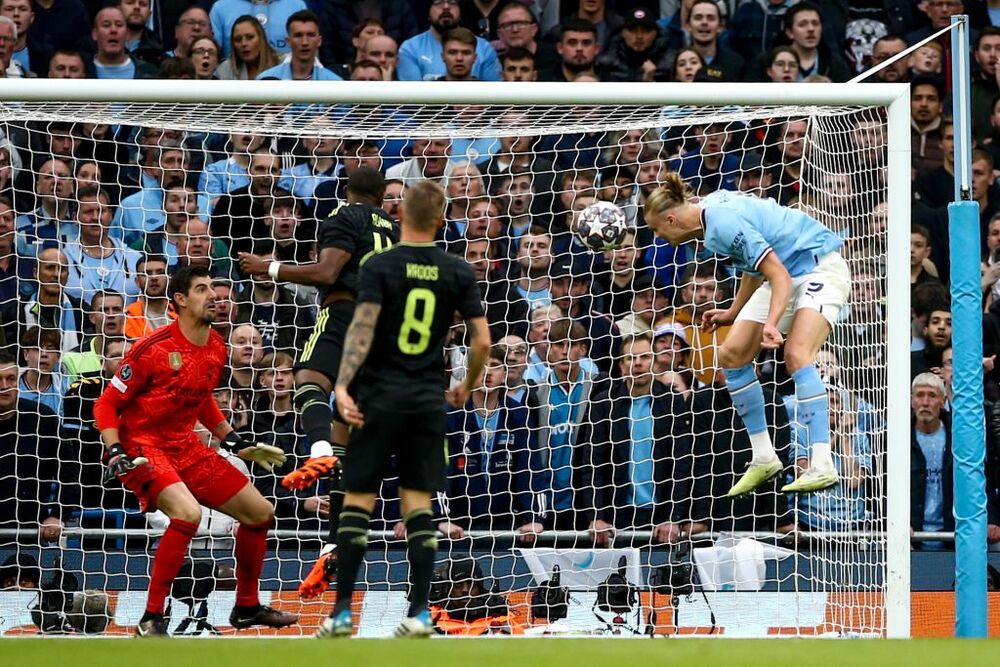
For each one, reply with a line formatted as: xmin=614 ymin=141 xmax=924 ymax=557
xmin=3 ymin=638 xmax=1000 ymax=667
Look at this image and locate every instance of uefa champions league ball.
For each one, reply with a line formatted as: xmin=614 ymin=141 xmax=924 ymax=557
xmin=574 ymin=200 xmax=628 ymax=251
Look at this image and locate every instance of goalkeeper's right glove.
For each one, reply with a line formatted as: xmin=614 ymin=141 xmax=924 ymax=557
xmin=281 ymin=456 xmax=340 ymax=491
xmin=102 ymin=444 xmax=148 ymax=485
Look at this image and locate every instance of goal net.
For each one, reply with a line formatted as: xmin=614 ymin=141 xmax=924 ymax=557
xmin=0 ymin=81 xmax=909 ymax=638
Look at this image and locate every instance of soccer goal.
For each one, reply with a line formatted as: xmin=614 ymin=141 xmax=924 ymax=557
xmin=0 ymin=79 xmax=910 ymax=638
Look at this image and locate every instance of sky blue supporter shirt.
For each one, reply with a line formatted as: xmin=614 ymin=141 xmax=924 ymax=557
xmin=699 ymin=190 xmax=842 ymax=278
xmin=397 ymin=30 xmax=501 ymax=82
xmin=210 ymin=0 xmax=306 ymax=56
xmin=257 ymin=60 xmax=343 ymax=81
xmin=629 ymin=396 xmax=656 ymax=508
xmin=546 ymin=368 xmax=586 ymax=512
xmin=95 ymin=59 xmax=136 ymax=79
xmin=916 ymin=426 xmax=947 ymax=548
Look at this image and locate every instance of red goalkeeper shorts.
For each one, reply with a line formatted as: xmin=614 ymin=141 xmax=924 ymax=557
xmin=119 ymin=437 xmax=250 ymax=512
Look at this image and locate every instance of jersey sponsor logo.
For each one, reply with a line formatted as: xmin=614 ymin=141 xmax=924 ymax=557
xmin=169 ymin=352 xmax=183 ymax=370
xmin=405 ymin=263 xmax=439 ymax=281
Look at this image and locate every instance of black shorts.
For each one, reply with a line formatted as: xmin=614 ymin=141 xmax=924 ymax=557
xmin=343 ymin=403 xmax=447 ymax=493
xmin=294 ymin=300 xmax=355 ymax=382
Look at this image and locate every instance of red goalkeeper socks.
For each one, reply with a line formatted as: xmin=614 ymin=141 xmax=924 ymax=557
xmin=235 ymin=519 xmax=272 ymax=607
xmin=146 ymin=517 xmax=198 ymax=615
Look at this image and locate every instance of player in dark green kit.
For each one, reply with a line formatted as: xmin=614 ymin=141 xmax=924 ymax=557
xmin=316 ymin=179 xmax=491 ymax=639
xmin=237 ymin=167 xmax=398 ymax=598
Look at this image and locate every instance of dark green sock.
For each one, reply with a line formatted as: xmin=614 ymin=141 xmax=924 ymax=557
xmin=332 ymin=506 xmax=370 ymax=615
xmin=404 ymin=508 xmax=437 ymax=617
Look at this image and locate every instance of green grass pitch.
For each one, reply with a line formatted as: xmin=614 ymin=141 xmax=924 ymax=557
xmin=3 ymin=639 xmax=999 ymax=667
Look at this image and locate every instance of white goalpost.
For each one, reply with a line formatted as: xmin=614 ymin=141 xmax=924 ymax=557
xmin=0 ymin=80 xmax=910 ymax=638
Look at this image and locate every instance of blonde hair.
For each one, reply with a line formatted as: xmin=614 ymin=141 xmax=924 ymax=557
xmin=644 ymin=172 xmax=693 ymax=218
xmin=402 ymin=179 xmax=447 ymax=232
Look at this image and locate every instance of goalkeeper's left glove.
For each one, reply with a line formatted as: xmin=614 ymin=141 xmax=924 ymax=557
xmin=223 ymin=432 xmax=288 ymax=472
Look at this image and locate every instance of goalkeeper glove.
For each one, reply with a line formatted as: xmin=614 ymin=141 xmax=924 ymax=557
xmin=102 ymin=444 xmax=148 ymax=485
xmin=223 ymin=432 xmax=288 ymax=472
xmin=281 ymin=455 xmax=340 ymax=490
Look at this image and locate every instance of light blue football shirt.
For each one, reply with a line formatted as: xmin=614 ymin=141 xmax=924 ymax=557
xmin=700 ymin=190 xmax=842 ymax=278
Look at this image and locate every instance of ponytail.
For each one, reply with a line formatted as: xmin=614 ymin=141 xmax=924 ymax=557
xmin=645 ymin=172 xmax=692 ymax=218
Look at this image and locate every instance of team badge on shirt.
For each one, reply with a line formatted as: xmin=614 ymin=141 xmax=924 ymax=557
xmin=169 ymin=352 xmax=183 ymax=370
xmin=112 ymin=363 xmax=132 ymax=392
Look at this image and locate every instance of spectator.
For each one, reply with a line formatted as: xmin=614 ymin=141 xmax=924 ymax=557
xmin=175 ymin=216 xmax=229 ymax=277
xmin=0 ymin=348 xmax=77 ymax=545
xmin=495 ymin=1 xmax=556 ymax=70
xmin=64 ymin=186 xmax=142 ymax=307
xmin=650 ymin=320 xmax=690 ymax=383
xmin=670 ymin=262 xmax=731 ymax=387
xmin=904 ymin=0 xmax=964 ymax=70
xmin=359 ymin=33 xmax=399 ymax=80
xmin=211 ymin=277 xmax=240 ymax=341
xmin=169 ymin=5 xmax=212 ymax=60
xmin=15 ymin=157 xmax=74 ymax=259
xmin=911 ymin=74 xmax=946 ymax=174
xmin=260 ymin=192 xmax=314 ymax=267
xmin=200 ymin=132 xmax=264 ymax=204
xmin=345 ymin=18 xmax=386 ymax=72
xmin=500 ymin=44 xmax=537 ymax=80
xmin=158 ymin=54 xmax=194 ymax=79
xmin=550 ymin=254 xmax=618 ymax=373
xmin=215 ymin=15 xmax=279 ymax=80
xmin=476 ymin=114 xmax=556 ymax=216
xmin=227 ymin=322 xmax=264 ymax=410
xmin=577 ymin=332 xmax=693 ymax=545
xmin=20 ymin=247 xmax=80 ymax=353
xmin=532 ymin=318 xmax=601 ymax=531
xmin=910 ymin=224 xmax=940 ymax=288
xmin=442 ymin=348 xmax=542 ymax=540
xmin=462 ymin=236 xmax=528 ymax=341
xmin=382 ymin=178 xmax=404 ymax=221
xmin=911 ymin=278 xmax=947 ymax=354
xmin=910 ymin=372 xmax=1000 ymax=550
xmin=597 ymin=6 xmax=670 ymax=82
xmin=728 ymin=0 xmax=795 ymax=63
xmin=443 ymin=164 xmax=486 ymax=231
xmin=972 ymin=27 xmax=1000 ymax=142
xmin=210 ymin=0 xmax=306 ymax=57
xmin=234 ymin=249 xmax=309 ymax=354
xmin=683 ymin=0 xmax=744 ymax=81
xmin=760 ymin=44 xmax=799 ymax=82
xmin=132 ymin=185 xmax=232 ymax=274
xmin=548 ymin=0 xmax=622 ymax=48
xmin=787 ymin=383 xmax=871 ymax=531
xmin=909 ymin=41 xmax=943 ymax=77
xmin=768 ymin=118 xmax=807 ymax=204
xmin=911 ymin=301 xmax=952 ymax=378
xmin=523 ymin=302 xmax=562 ymax=381
xmin=541 ymin=17 xmax=600 ymax=82
xmin=777 ymin=1 xmax=850 ymax=81
xmin=18 ymin=325 xmax=68 ymax=416
xmin=89 ymin=7 xmax=157 ymax=79
xmin=349 ymin=57 xmax=383 ymax=80
xmin=115 ymin=139 xmax=210 ymax=245
xmin=614 ymin=273 xmax=658 ymax=338
xmin=512 ymin=225 xmax=553 ymax=311
xmin=1 ymin=0 xmax=38 ymax=76
xmin=318 ymin=0 xmax=416 ymax=67
xmin=258 ymin=10 xmax=342 ymax=81
xmin=61 ymin=290 xmax=126 ymax=380
xmin=867 ymin=34 xmax=909 ymax=83
xmin=27 ymin=0 xmax=89 ymax=61
xmin=0 ymin=196 xmax=26 ymax=347
xmin=669 ymin=122 xmax=739 ymax=195
xmin=496 ymin=334 xmax=529 ymax=403
xmin=0 ymin=15 xmax=18 ymax=77
xmin=118 ymin=0 xmax=162 ymax=66
xmin=211 ymin=151 xmax=282 ymax=257
xmin=279 ymin=133 xmax=339 ymax=205
xmin=123 ymin=254 xmax=172 ymax=339
xmin=669 ymin=45 xmax=703 ymax=81
xmin=439 ymin=26 xmax=478 ymax=80
xmin=398 ymin=0 xmax=501 ymax=81
xmin=190 ymin=36 xmax=220 ymax=79
xmin=689 ymin=369 xmax=792 ymax=534
xmin=46 ymin=48 xmax=86 ymax=77
xmin=385 ymin=137 xmax=453 ymax=186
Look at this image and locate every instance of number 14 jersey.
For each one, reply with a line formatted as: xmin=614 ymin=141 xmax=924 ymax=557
xmin=355 ymin=241 xmax=484 ymax=410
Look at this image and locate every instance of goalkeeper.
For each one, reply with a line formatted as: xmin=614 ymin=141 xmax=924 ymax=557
xmin=94 ymin=265 xmax=297 ymax=636
xmin=643 ymin=175 xmax=851 ymax=496
xmin=238 ymin=167 xmax=399 ymax=598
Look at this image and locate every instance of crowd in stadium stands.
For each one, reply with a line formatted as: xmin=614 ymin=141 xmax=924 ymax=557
xmin=3 ymin=0 xmax=1000 ymax=554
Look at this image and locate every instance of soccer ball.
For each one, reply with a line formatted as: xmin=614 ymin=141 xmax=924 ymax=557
xmin=574 ymin=200 xmax=628 ymax=251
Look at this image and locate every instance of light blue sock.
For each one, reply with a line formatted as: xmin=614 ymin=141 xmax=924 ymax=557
xmin=723 ymin=364 xmax=768 ymax=435
xmin=792 ymin=364 xmax=830 ymax=447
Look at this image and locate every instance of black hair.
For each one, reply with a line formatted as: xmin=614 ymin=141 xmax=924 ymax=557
xmin=346 ymin=166 xmax=386 ymax=201
xmin=168 ymin=264 xmax=212 ymax=309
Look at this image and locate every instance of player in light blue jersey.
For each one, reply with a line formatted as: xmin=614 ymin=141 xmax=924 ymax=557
xmin=644 ymin=174 xmax=852 ymax=495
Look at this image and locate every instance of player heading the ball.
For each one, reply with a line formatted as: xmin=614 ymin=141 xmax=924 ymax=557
xmin=316 ymin=179 xmax=491 ymax=639
xmin=644 ymin=174 xmax=851 ymax=497
xmin=94 ymin=265 xmax=298 ymax=636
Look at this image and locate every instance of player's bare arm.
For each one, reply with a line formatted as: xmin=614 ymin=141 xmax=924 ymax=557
xmin=238 ymin=246 xmax=352 ymax=287
xmin=446 ymin=316 xmax=491 ymax=409
xmin=333 ymin=302 xmax=382 ymax=427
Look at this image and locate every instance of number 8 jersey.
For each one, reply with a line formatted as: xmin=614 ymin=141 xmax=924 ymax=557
xmin=316 ymin=202 xmax=399 ymax=301
xmin=354 ymin=241 xmax=485 ymax=410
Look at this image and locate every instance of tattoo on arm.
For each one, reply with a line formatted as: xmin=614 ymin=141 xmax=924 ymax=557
xmin=336 ymin=302 xmax=382 ymax=388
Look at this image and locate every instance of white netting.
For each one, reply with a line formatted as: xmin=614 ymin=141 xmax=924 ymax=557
xmin=0 ymin=96 xmax=889 ymax=638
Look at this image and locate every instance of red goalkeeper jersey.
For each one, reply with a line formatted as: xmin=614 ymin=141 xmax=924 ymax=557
xmin=94 ymin=322 xmax=229 ymax=452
